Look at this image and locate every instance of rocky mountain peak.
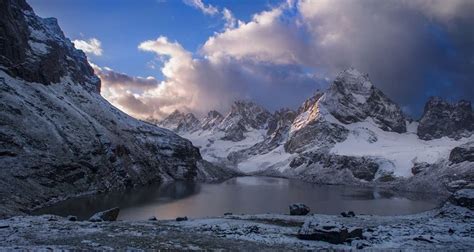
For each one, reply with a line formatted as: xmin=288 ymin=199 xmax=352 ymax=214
xmin=220 ymin=100 xmax=271 ymax=130
xmin=0 ymin=0 xmax=100 ymax=92
xmin=200 ymin=110 xmax=224 ymax=130
xmin=321 ymin=68 xmax=406 ymax=133
xmin=418 ymin=97 xmax=473 ymax=140
xmin=159 ymin=110 xmax=200 ymax=133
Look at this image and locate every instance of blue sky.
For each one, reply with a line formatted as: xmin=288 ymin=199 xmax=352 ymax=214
xmin=29 ymin=0 xmax=281 ymax=78
xmin=27 ymin=0 xmax=473 ymax=119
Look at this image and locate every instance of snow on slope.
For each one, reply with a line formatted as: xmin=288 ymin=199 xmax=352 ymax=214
xmin=182 ymin=129 xmax=267 ymax=163
xmin=330 ymin=118 xmax=474 ymax=177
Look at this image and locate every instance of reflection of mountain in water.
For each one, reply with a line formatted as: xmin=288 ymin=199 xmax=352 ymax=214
xmin=34 ymin=182 xmax=201 ymax=220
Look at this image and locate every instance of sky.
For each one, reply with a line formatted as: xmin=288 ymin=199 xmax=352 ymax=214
xmin=29 ymin=0 xmax=473 ymax=120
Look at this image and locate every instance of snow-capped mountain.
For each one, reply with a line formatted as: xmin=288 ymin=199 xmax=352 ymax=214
xmin=0 ymin=0 xmax=235 ymax=218
xmin=156 ymin=68 xmax=473 ymax=193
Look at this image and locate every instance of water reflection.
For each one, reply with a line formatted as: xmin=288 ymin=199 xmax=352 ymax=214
xmin=34 ymin=176 xmax=444 ymax=221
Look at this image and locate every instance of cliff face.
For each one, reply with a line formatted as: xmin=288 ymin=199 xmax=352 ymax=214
xmin=0 ymin=0 xmax=225 ymax=218
xmin=417 ymin=97 xmax=473 ymax=140
xmin=0 ymin=0 xmax=99 ymax=91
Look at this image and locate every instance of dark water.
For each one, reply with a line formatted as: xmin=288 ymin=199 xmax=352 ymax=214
xmin=34 ymin=176 xmax=443 ymax=220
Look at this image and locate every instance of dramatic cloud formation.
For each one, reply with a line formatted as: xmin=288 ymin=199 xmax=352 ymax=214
xmin=73 ymin=38 xmax=103 ymax=56
xmin=183 ymin=0 xmax=218 ymax=16
xmin=97 ymin=0 xmax=474 ymax=119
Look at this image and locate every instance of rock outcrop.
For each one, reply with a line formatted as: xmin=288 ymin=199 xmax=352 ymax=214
xmin=89 ymin=207 xmax=120 ymax=222
xmin=448 ymin=189 xmax=474 ymax=210
xmin=0 ymin=0 xmax=99 ymax=92
xmin=449 ymin=141 xmax=474 ymax=163
xmin=289 ymin=203 xmax=310 ymax=216
xmin=418 ymin=97 xmax=473 ymax=140
xmin=298 ymin=220 xmax=363 ymax=244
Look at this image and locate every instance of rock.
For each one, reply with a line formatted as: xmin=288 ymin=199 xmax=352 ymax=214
xmin=341 ymin=211 xmax=355 ymax=218
xmin=449 ymin=141 xmax=474 ymax=163
xmin=298 ymin=220 xmax=363 ymax=244
xmin=67 ymin=215 xmax=77 ymax=221
xmin=176 ymin=216 xmax=188 ymax=222
xmin=148 ymin=216 xmax=157 ymax=221
xmin=411 ymin=162 xmax=431 ymax=175
xmin=224 ymin=212 xmax=232 ymax=216
xmin=446 ymin=180 xmax=469 ymax=192
xmin=289 ymin=203 xmax=310 ymax=216
xmin=89 ymin=207 xmax=120 ymax=222
xmin=448 ymin=189 xmax=474 ymax=210
xmin=418 ymin=97 xmax=473 ymax=140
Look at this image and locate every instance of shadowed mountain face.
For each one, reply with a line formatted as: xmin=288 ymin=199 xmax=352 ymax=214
xmin=0 ymin=0 xmax=235 ymax=218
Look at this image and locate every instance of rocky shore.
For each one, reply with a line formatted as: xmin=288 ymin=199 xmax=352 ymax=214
xmin=0 ymin=190 xmax=472 ymax=250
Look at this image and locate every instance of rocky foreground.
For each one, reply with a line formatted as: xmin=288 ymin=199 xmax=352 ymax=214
xmin=0 ymin=190 xmax=473 ymax=250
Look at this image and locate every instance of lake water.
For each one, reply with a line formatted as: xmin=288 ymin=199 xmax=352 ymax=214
xmin=34 ymin=176 xmax=444 ymax=220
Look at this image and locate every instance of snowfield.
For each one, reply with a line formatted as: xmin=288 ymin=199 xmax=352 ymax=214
xmin=330 ymin=118 xmax=474 ymax=177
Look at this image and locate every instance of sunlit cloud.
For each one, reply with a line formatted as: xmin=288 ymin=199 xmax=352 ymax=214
xmin=97 ymin=0 xmax=474 ymax=120
xmin=183 ymin=0 xmax=218 ymax=16
xmin=73 ymin=38 xmax=103 ymax=56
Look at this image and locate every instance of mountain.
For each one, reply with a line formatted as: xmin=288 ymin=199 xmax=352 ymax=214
xmin=417 ymin=97 xmax=473 ymax=140
xmin=158 ymin=110 xmax=201 ymax=133
xmin=0 ymin=0 xmax=235 ymax=218
xmin=156 ymin=68 xmax=473 ymax=193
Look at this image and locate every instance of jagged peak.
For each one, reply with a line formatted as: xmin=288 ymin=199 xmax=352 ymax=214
xmin=424 ymin=96 xmax=472 ymax=110
xmin=206 ymin=110 xmax=223 ymax=119
xmin=328 ymin=68 xmax=373 ymax=105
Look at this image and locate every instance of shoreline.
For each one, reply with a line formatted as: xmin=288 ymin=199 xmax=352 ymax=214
xmin=0 ymin=201 xmax=472 ymax=250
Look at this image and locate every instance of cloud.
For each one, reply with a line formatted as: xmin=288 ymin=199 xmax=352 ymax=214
xmin=183 ymin=0 xmax=218 ymax=16
xmin=202 ymin=0 xmax=474 ymax=115
xmin=73 ymin=38 xmax=103 ymax=56
xmin=222 ymin=8 xmax=237 ymax=29
xmin=98 ymin=0 xmax=473 ymax=119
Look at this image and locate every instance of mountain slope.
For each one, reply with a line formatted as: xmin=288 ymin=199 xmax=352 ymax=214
xmin=0 ymin=0 xmax=234 ymax=218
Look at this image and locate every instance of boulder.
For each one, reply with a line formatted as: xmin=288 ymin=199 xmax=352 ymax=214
xmin=412 ymin=162 xmax=431 ymax=175
xmin=449 ymin=142 xmax=474 ymax=164
xmin=67 ymin=215 xmax=77 ymax=221
xmin=340 ymin=211 xmax=355 ymax=218
xmin=148 ymin=216 xmax=157 ymax=221
xmin=176 ymin=216 xmax=188 ymax=221
xmin=298 ymin=220 xmax=363 ymax=244
xmin=289 ymin=203 xmax=310 ymax=216
xmin=448 ymin=189 xmax=474 ymax=210
xmin=89 ymin=207 xmax=120 ymax=222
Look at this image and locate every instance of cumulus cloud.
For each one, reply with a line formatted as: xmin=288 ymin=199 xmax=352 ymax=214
xmin=73 ymin=38 xmax=103 ymax=56
xmin=183 ymin=0 xmax=218 ymax=16
xmin=97 ymin=0 xmax=473 ymax=119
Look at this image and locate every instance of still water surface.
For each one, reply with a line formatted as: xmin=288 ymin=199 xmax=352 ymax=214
xmin=35 ymin=176 xmax=443 ymax=220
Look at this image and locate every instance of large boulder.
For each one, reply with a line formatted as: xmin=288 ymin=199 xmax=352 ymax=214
xmin=418 ymin=97 xmax=473 ymax=140
xmin=89 ymin=207 xmax=120 ymax=222
xmin=289 ymin=203 xmax=310 ymax=216
xmin=298 ymin=220 xmax=363 ymax=244
xmin=449 ymin=141 xmax=474 ymax=163
xmin=448 ymin=189 xmax=474 ymax=210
